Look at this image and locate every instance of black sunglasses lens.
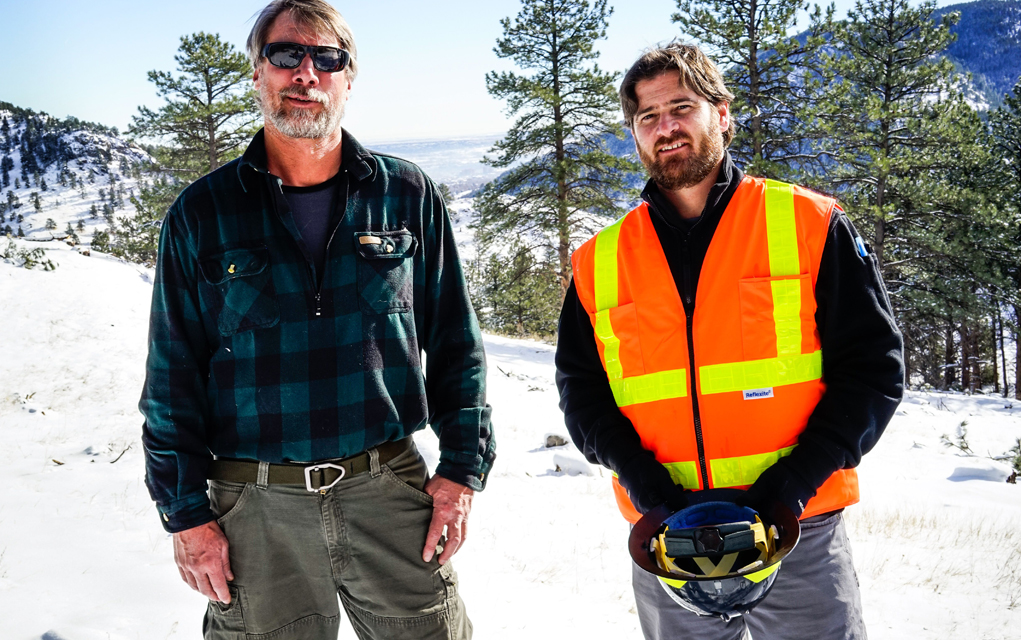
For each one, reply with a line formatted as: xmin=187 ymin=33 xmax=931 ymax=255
xmin=313 ymin=48 xmax=348 ymax=72
xmin=267 ymin=44 xmax=305 ymax=68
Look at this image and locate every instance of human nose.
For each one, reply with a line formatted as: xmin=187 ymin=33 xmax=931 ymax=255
xmin=292 ymin=52 xmax=319 ymax=86
xmin=657 ymin=112 xmax=680 ymax=139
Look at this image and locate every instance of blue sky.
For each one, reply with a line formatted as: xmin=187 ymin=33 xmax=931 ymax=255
xmin=1 ymin=0 xmax=958 ymax=143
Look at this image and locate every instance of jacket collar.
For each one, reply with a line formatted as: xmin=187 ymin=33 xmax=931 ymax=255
xmin=237 ymin=127 xmax=377 ymax=192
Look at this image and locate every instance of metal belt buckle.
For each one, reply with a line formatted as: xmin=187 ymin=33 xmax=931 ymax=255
xmin=304 ymin=463 xmax=346 ymax=493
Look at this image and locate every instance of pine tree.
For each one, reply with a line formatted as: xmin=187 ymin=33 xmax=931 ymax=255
xmin=129 ymin=32 xmax=259 ymax=183
xmin=106 ymin=178 xmax=180 ymax=266
xmin=804 ymin=0 xmax=1004 ymax=383
xmin=477 ymin=0 xmax=640 ymax=299
xmin=472 ymin=244 xmax=563 ymax=337
xmin=672 ymin=0 xmax=831 ymax=178
xmin=989 ymin=78 xmax=1021 ymax=399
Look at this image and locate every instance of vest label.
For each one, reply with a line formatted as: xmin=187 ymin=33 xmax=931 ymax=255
xmin=743 ymin=388 xmax=774 ymax=400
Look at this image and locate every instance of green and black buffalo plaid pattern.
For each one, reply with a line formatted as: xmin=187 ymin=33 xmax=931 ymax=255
xmin=140 ymin=130 xmax=495 ymax=533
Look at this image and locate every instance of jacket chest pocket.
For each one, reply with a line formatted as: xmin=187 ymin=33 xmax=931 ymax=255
xmin=738 ymin=274 xmax=814 ymax=359
xmin=354 ymin=231 xmax=417 ymax=314
xmin=199 ymin=247 xmax=280 ymax=336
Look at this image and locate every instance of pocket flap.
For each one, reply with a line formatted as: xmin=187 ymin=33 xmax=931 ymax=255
xmin=354 ymin=231 xmax=417 ymax=259
xmin=200 ymin=247 xmax=269 ymax=284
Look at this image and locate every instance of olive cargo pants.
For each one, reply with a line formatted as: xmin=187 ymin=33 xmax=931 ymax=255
xmin=203 ymin=443 xmax=472 ymax=640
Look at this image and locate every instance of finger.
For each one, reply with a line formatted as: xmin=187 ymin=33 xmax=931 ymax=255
xmin=422 ymin=512 xmax=446 ymax=563
xmin=438 ymin=517 xmax=464 ymax=565
xmin=220 ymin=538 xmax=234 ymax=582
xmin=182 ymin=569 xmax=199 ymax=593
xmin=197 ymin=573 xmax=219 ymax=601
xmin=208 ymin=567 xmax=232 ymax=604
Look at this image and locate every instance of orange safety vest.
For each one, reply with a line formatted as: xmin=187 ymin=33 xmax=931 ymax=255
xmin=571 ymin=176 xmax=858 ymax=523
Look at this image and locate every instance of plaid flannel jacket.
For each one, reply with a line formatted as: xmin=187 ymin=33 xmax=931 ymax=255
xmin=140 ymin=129 xmax=495 ymax=533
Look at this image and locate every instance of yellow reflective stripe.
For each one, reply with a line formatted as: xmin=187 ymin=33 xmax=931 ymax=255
xmin=594 ymin=309 xmax=623 ymax=381
xmin=610 ymin=369 xmax=688 ymax=407
xmin=659 ymin=576 xmax=688 ymax=588
xmin=699 ymin=351 xmax=822 ymax=395
xmin=593 ymin=216 xmax=626 ymax=311
xmin=663 ymin=461 xmax=700 ymax=490
xmin=764 ymin=180 xmax=799 ymax=277
xmin=743 ymin=561 xmax=781 ymax=584
xmin=593 ymin=217 xmax=625 ymax=383
xmin=710 ymin=446 xmax=796 ymax=488
xmin=591 ymin=215 xmax=688 ymax=408
xmin=766 ymin=180 xmax=803 ymax=357
xmin=770 ymin=278 xmax=802 ymax=356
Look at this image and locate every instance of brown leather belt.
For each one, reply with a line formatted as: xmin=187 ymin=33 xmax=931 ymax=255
xmin=208 ymin=437 xmax=412 ymax=492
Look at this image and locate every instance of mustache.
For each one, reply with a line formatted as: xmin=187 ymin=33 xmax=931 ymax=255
xmin=279 ymin=87 xmax=329 ymax=104
xmin=655 ymin=134 xmax=691 ymax=151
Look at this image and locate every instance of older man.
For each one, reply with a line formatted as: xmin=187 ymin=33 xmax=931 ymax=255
xmin=140 ymin=1 xmax=492 ymax=638
xmin=556 ymin=43 xmax=903 ymax=639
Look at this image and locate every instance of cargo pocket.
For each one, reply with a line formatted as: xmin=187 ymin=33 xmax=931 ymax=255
xmin=354 ymin=231 xmax=417 ymax=314
xmin=202 ymin=584 xmax=247 ymax=638
xmin=199 ymin=247 xmax=280 ymax=336
xmin=738 ymin=274 xmax=814 ymax=359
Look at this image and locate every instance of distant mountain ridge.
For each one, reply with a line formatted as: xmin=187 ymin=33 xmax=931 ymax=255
xmin=938 ymin=0 xmax=1021 ymax=106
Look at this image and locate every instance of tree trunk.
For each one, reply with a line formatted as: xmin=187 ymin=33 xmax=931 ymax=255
xmin=1015 ymin=304 xmax=1021 ymax=400
xmin=999 ymin=303 xmax=1010 ymax=398
xmin=961 ymin=321 xmax=971 ymax=393
xmin=549 ymin=11 xmax=571 ymax=300
xmin=943 ymin=322 xmax=955 ymax=391
xmin=971 ymin=326 xmax=982 ymax=393
xmin=992 ymin=306 xmax=1001 ymax=395
xmin=747 ymin=0 xmax=762 ymax=174
xmin=207 ymin=75 xmax=218 ymax=173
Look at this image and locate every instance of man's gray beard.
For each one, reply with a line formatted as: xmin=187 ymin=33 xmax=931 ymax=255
xmin=639 ymin=124 xmax=724 ymax=191
xmin=260 ymin=86 xmax=344 ymax=139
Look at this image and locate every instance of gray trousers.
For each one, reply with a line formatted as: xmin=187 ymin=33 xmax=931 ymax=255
xmin=633 ymin=510 xmax=867 ymax=640
xmin=203 ymin=442 xmax=472 ymax=640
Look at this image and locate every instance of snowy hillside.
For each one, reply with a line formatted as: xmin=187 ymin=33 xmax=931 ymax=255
xmin=0 ymin=106 xmax=150 ymax=246
xmin=1 ymin=238 xmax=1019 ymax=640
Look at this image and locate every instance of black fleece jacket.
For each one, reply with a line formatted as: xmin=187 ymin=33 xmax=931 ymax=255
xmin=555 ymin=153 xmax=905 ymax=516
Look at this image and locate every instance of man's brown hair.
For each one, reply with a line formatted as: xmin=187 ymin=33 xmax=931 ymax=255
xmin=247 ymin=0 xmax=358 ymax=81
xmin=619 ymin=42 xmax=735 ymax=146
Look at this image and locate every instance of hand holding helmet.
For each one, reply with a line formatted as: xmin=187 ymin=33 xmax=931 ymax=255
xmin=735 ymin=459 xmax=816 ymax=519
xmin=616 ymin=452 xmax=690 ymax=515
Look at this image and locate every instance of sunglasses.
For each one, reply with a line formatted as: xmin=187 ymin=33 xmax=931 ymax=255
xmin=261 ymin=42 xmax=351 ymax=73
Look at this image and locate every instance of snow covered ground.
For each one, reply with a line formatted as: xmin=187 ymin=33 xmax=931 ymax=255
xmin=1 ymin=238 xmax=1020 ymax=640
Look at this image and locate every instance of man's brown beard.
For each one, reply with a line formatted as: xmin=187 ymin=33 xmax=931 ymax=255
xmin=638 ymin=120 xmax=724 ymax=191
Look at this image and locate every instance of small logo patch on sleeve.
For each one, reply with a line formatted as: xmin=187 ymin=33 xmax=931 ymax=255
xmin=743 ymin=388 xmax=775 ymax=400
